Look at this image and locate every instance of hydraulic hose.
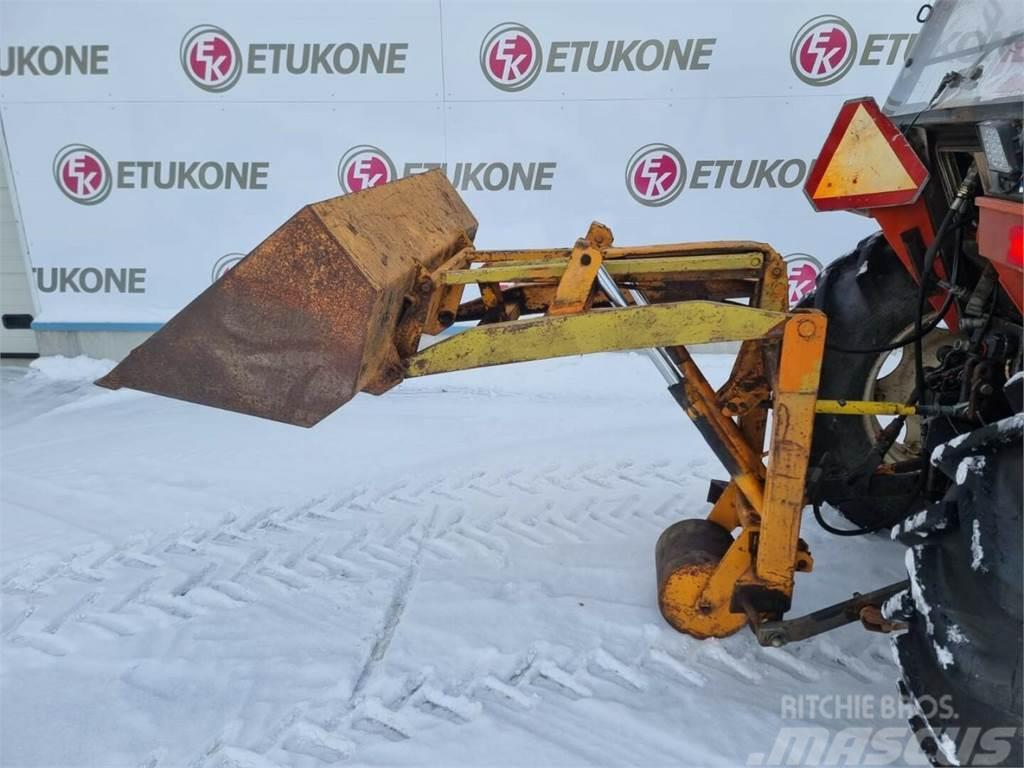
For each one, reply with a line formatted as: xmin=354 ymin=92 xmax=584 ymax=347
xmin=823 ymin=171 xmax=975 ymax=357
xmin=913 ymin=165 xmax=978 ymax=401
xmin=824 ymin=244 xmax=960 ymax=356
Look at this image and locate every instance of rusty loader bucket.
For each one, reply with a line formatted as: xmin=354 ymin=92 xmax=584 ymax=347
xmin=97 ymin=170 xmax=477 ymax=427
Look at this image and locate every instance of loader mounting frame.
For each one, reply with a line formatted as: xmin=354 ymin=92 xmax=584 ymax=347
xmin=399 ymin=219 xmax=826 ymax=639
xmin=98 ymin=172 xmax=864 ymax=642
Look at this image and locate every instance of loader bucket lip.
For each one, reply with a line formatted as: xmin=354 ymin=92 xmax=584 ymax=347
xmin=95 ymin=170 xmax=478 ymax=427
xmin=93 ymin=204 xmax=378 ymax=428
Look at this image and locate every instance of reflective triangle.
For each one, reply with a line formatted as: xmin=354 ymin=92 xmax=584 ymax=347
xmin=813 ymin=104 xmax=918 ymax=200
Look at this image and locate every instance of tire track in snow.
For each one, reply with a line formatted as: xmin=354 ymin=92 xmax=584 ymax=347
xmin=2 ymin=459 xmax=891 ymax=766
xmin=349 ymin=509 xmax=437 ymax=703
xmin=272 ymin=638 xmax=711 ymax=766
xmin=2 ymin=488 xmax=425 ymax=658
xmin=187 ymin=462 xmax=708 ymax=764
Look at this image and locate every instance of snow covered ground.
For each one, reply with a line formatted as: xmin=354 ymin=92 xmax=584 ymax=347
xmin=1 ymin=352 xmax=920 ymax=767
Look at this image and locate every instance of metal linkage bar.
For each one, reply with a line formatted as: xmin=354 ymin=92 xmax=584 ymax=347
xmin=404 ymin=301 xmax=786 ymax=378
xmin=441 ymin=253 xmax=764 ymax=286
xmin=752 ymin=581 xmax=910 ymax=647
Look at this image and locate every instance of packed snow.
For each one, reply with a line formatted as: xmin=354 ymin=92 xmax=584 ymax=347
xmin=970 ymin=519 xmax=986 ymax=573
xmin=1 ymin=352 xmax=921 ymax=767
xmin=929 ymin=432 xmax=968 ymax=467
xmin=933 ymin=642 xmax=954 ymax=670
xmin=955 ymin=455 xmax=985 ymax=486
xmin=891 ymin=509 xmax=947 ymax=540
xmin=945 ymin=624 xmax=967 ymax=646
xmin=27 ymin=355 xmax=118 ymax=383
xmin=905 ymin=547 xmax=934 ymax=638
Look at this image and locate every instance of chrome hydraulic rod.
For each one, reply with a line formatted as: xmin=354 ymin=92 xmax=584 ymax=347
xmin=596 ymin=266 xmax=682 ymax=386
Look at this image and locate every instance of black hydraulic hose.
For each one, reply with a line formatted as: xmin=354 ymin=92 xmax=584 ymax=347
xmin=914 ymin=166 xmax=979 ymax=401
xmin=812 ymin=502 xmax=886 ymax=536
xmin=824 ymin=227 xmax=962 ymax=356
xmin=823 ymin=185 xmax=966 ymax=360
xmin=825 ymin=273 xmax=957 ymax=354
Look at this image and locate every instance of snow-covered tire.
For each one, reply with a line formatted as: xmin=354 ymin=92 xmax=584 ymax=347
xmin=804 ymin=233 xmax=927 ymax=529
xmin=887 ymin=416 xmax=1023 ymax=766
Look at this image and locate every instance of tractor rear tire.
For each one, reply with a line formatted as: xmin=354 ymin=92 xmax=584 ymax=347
xmin=888 ymin=422 xmax=1023 ymax=766
xmin=805 ymin=232 xmax=927 ymax=529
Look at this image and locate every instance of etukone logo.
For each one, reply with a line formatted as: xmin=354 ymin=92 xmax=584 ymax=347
xmin=179 ymin=24 xmax=409 ymax=93
xmin=784 ymin=253 xmax=823 ymax=306
xmin=480 ymin=22 xmax=543 ymax=91
xmin=478 ymin=21 xmax=716 ymax=91
xmin=790 ymin=15 xmax=856 ymax=86
xmin=1 ymin=45 xmax=110 ymax=77
xmin=624 ymin=143 xmax=813 ymax=207
xmin=338 ymin=145 xmax=397 ymax=193
xmin=180 ymin=24 xmax=242 ymax=92
xmin=789 ymin=16 xmax=919 ymax=87
xmin=53 ymin=143 xmax=270 ymax=205
xmin=212 ymin=252 xmax=245 ymax=283
xmin=625 ymin=144 xmax=686 ymax=206
xmin=34 ymin=266 xmax=146 ymax=294
xmin=53 ymin=144 xmax=112 ymax=205
xmin=337 ymin=144 xmax=558 ymax=193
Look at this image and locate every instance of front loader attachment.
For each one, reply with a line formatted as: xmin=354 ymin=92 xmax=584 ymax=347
xmin=97 ymin=170 xmax=477 ymax=427
xmin=98 ymin=169 xmax=908 ymax=649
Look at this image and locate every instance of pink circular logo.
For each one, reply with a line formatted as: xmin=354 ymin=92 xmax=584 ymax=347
xmin=52 ymin=144 xmax=112 ymax=205
xmin=337 ymin=145 xmax=397 ymax=193
xmin=211 ymin=252 xmax=245 ymax=283
xmin=625 ymin=143 xmax=686 ymax=207
xmin=180 ymin=24 xmax=242 ymax=92
xmin=790 ymin=15 xmax=857 ymax=86
xmin=785 ymin=253 xmax=824 ymax=306
xmin=479 ymin=22 xmax=542 ymax=91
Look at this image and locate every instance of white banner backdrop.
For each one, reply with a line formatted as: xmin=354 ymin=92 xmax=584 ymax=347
xmin=0 ymin=0 xmax=924 ymax=328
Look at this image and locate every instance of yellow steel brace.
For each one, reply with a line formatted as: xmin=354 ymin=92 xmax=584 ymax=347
xmin=405 ymin=302 xmax=787 ymax=377
xmin=815 ymin=399 xmax=917 ymax=416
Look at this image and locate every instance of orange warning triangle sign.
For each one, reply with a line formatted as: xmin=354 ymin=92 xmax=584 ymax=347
xmin=805 ymin=97 xmax=929 ymax=212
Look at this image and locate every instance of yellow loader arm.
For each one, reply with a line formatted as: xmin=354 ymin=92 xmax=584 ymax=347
xmin=99 ymin=170 xmax=874 ymax=640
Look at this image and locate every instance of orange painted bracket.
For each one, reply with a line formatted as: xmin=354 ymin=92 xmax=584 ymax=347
xmin=872 ymin=200 xmax=958 ymax=331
